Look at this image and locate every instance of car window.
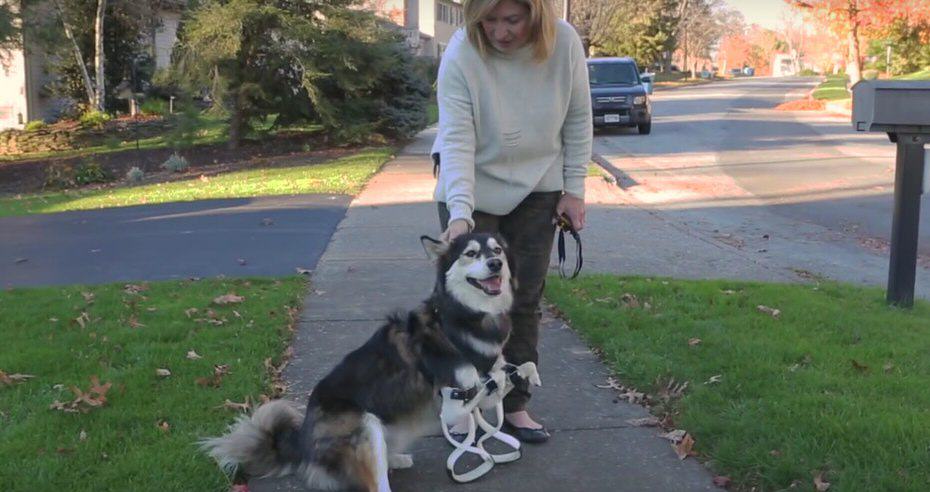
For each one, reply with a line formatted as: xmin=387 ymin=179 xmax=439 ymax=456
xmin=588 ymin=63 xmax=639 ymax=86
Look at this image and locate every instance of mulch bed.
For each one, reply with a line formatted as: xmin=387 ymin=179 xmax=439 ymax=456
xmin=774 ymin=98 xmax=826 ymax=111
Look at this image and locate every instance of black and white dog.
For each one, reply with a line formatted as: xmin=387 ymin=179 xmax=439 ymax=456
xmin=202 ymin=233 xmax=516 ymax=492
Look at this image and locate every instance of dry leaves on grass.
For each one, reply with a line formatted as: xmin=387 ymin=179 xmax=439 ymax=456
xmin=219 ymin=397 xmax=252 ymax=412
xmin=813 ymin=471 xmax=831 ymax=491
xmin=81 ymin=292 xmax=95 ymax=304
xmin=655 ymin=376 xmax=689 ymax=402
xmin=196 ymin=364 xmax=231 ymax=388
xmin=213 ymin=294 xmax=245 ymax=305
xmin=688 ymin=338 xmax=702 ymax=346
xmin=186 ymin=350 xmax=203 ymax=360
xmin=850 ymin=359 xmax=870 ymax=372
xmin=123 ymin=283 xmax=149 ymax=295
xmin=620 ymin=293 xmax=641 ymax=308
xmin=595 ymin=376 xmax=646 ymax=404
xmin=74 ymin=312 xmax=91 ymax=329
xmin=0 ymin=370 xmax=36 ymax=386
xmin=50 ymin=376 xmax=112 ymax=413
xmin=156 ymin=368 xmax=172 ymax=378
xmin=157 ymin=420 xmax=170 ymax=433
xmin=296 ymin=267 xmax=312 ymax=275
xmin=756 ymin=305 xmax=781 ymax=319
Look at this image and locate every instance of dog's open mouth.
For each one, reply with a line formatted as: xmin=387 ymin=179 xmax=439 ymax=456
xmin=467 ymin=275 xmax=503 ymax=296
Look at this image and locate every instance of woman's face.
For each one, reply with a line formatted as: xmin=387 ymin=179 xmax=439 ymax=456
xmin=480 ymin=0 xmax=531 ymax=54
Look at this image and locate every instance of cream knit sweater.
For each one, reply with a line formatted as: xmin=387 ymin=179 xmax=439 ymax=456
xmin=431 ymin=20 xmax=593 ymax=228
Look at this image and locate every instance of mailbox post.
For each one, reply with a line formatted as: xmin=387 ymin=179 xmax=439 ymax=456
xmin=852 ymin=80 xmax=930 ymax=307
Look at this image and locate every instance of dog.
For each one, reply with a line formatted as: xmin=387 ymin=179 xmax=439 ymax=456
xmin=201 ymin=233 xmax=516 ymax=492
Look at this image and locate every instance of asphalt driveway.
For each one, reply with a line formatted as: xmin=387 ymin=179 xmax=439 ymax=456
xmin=0 ymin=194 xmax=350 ymax=288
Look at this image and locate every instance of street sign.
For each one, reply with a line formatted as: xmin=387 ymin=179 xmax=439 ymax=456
xmin=852 ymin=80 xmax=930 ymax=307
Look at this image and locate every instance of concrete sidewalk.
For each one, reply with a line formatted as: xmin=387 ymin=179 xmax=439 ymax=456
xmin=253 ymin=128 xmax=724 ymax=491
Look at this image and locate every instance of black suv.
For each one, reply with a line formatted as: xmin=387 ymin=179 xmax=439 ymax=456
xmin=587 ymin=57 xmax=653 ymax=134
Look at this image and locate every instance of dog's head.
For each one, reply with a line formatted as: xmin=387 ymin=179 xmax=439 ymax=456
xmin=421 ymin=233 xmax=514 ymax=315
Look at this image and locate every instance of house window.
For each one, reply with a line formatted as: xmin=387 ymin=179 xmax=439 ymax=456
xmin=436 ymin=1 xmax=463 ymax=25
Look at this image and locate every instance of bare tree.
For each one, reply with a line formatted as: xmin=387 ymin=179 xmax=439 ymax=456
xmin=571 ymin=0 xmax=623 ymax=56
xmin=94 ymin=0 xmax=106 ymax=111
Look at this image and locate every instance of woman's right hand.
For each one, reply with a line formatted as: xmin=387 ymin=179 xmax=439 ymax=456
xmin=441 ymin=219 xmax=471 ymax=243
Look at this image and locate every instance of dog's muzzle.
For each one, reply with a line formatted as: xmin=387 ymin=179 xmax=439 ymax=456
xmin=440 ymin=362 xmax=542 ymax=483
xmin=466 ymin=275 xmax=503 ymax=296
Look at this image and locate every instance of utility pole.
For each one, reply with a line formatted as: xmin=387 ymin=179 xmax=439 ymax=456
xmin=886 ymin=44 xmax=893 ymax=75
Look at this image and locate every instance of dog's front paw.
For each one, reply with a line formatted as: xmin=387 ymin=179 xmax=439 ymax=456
xmin=517 ymin=362 xmax=542 ymax=386
xmin=389 ymin=453 xmax=414 ymax=469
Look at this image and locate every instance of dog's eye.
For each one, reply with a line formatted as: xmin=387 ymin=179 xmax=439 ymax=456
xmin=493 ymin=247 xmax=502 ymax=255
xmin=464 ymin=250 xmax=478 ymax=258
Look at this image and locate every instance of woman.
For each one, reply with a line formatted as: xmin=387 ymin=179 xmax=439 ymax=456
xmin=431 ymin=0 xmax=592 ymax=443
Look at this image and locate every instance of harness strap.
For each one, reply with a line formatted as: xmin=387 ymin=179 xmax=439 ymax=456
xmin=556 ymin=215 xmax=583 ymax=280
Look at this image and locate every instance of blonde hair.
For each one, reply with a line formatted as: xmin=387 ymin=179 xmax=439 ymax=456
xmin=463 ymin=0 xmax=556 ymax=62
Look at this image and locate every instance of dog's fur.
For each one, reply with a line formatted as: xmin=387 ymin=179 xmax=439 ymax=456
xmin=202 ymin=233 xmax=516 ymax=492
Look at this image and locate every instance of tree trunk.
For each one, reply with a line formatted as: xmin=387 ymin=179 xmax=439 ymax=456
xmin=228 ymin=89 xmax=242 ymax=150
xmin=94 ymin=0 xmax=107 ymax=111
xmin=55 ymin=0 xmax=95 ymax=107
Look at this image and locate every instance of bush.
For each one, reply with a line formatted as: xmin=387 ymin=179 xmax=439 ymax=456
xmin=799 ymin=68 xmax=818 ymax=76
xmin=74 ymin=161 xmax=111 ymax=185
xmin=126 ymin=166 xmax=144 ymax=183
xmin=140 ymin=98 xmax=169 ymax=116
xmin=862 ymin=69 xmax=880 ymax=80
xmin=24 ymin=120 xmax=47 ymax=132
xmin=161 ymin=152 xmax=189 ymax=172
xmin=375 ymin=48 xmax=431 ymax=140
xmin=44 ymin=164 xmax=76 ymax=189
xmin=79 ymin=110 xmax=112 ymax=128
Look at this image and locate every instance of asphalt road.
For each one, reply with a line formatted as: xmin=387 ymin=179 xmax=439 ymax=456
xmin=0 ymin=194 xmax=350 ymax=288
xmin=594 ymin=77 xmax=930 ymax=282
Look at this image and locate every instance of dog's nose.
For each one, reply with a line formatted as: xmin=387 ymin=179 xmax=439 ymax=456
xmin=487 ymin=259 xmax=502 ymax=272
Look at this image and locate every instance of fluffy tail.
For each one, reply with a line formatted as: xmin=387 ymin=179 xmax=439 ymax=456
xmin=201 ymin=399 xmax=304 ymax=479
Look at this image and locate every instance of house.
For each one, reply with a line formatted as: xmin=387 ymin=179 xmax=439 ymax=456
xmin=0 ymin=0 xmax=182 ymax=130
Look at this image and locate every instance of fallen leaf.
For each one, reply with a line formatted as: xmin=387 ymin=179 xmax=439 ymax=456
xmin=704 ymin=374 xmax=722 ymax=385
xmin=850 ymin=359 xmax=869 ymax=372
xmin=75 ymin=312 xmax=90 ymax=329
xmin=128 ymin=316 xmax=146 ymax=329
xmin=626 ymin=416 xmax=660 ymax=427
xmin=688 ymin=338 xmax=702 ymax=346
xmin=814 ymin=471 xmax=831 ymax=491
xmin=124 ymin=283 xmax=149 ymax=295
xmin=260 ymin=218 xmax=274 ymax=226
xmin=233 ymin=310 xmax=242 ymax=318
xmin=186 ymin=350 xmax=202 ymax=360
xmin=883 ymin=362 xmax=894 ymax=373
xmin=219 ymin=398 xmax=251 ymax=412
xmin=184 ymin=307 xmax=199 ymax=318
xmin=146 ymin=307 xmax=158 ymax=312
xmin=620 ymin=293 xmax=641 ymax=308
xmin=712 ymin=476 xmax=731 ymax=488
xmin=756 ymin=305 xmax=781 ymax=319
xmin=157 ymin=420 xmax=170 ymax=433
xmin=213 ymin=294 xmax=245 ymax=305
xmin=155 ymin=368 xmax=171 ymax=378
xmin=49 ymin=318 xmax=59 ymax=322
xmin=81 ymin=292 xmax=95 ymax=303
xmin=673 ymin=433 xmax=695 ymax=460
xmin=79 ymin=430 xmax=87 ymax=441
xmin=770 ymin=449 xmax=782 ymax=456
xmin=199 ymin=174 xmax=210 ymax=182
xmin=296 ymin=267 xmax=312 ymax=275
xmin=660 ymin=429 xmax=687 ymax=443
xmin=0 ymin=370 xmax=36 ymax=386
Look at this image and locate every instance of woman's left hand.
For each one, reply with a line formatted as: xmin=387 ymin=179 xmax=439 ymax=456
xmin=556 ymin=193 xmax=585 ymax=231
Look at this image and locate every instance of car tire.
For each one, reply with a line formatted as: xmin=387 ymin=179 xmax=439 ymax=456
xmin=638 ymin=122 xmax=651 ymax=135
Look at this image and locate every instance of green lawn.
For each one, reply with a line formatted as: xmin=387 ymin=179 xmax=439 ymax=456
xmin=427 ymin=102 xmax=439 ymax=126
xmin=895 ymin=68 xmax=930 ymax=80
xmin=0 ymin=113 xmax=230 ymax=163
xmin=546 ymin=276 xmax=930 ymax=491
xmin=0 ymin=277 xmax=308 ymax=491
xmin=812 ymin=74 xmax=850 ymax=100
xmin=0 ymin=148 xmax=394 ymax=217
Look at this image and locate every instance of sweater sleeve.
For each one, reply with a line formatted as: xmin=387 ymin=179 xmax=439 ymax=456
xmin=436 ymin=57 xmax=477 ymax=230
xmin=561 ymin=31 xmax=593 ymax=200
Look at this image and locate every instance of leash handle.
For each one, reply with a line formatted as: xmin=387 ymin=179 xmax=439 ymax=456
xmin=556 ymin=214 xmax=583 ymax=280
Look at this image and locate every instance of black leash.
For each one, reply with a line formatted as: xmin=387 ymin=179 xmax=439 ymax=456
xmin=556 ymin=214 xmax=583 ymax=279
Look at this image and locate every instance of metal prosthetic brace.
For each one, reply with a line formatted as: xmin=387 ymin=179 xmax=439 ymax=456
xmin=440 ymin=361 xmax=542 ymax=483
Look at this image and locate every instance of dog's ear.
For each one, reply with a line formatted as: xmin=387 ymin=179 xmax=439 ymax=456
xmin=420 ymin=235 xmax=449 ymax=261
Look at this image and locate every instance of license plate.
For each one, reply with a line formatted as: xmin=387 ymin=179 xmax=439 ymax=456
xmin=604 ymin=114 xmax=620 ymax=123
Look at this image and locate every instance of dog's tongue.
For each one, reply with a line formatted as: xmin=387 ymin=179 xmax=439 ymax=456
xmin=479 ymin=276 xmax=502 ymax=291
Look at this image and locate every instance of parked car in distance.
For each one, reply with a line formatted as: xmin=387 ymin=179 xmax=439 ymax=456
xmin=587 ymin=57 xmax=652 ymax=134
